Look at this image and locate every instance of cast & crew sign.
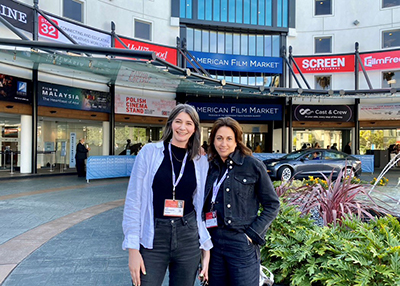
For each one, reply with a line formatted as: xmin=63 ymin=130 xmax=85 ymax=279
xmin=293 ymin=105 xmax=354 ymax=122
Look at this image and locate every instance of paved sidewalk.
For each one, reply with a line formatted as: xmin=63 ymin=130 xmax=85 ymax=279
xmin=1 ymin=169 xmax=399 ymax=286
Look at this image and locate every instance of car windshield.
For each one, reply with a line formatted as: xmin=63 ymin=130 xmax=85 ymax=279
xmin=281 ymin=150 xmax=309 ymax=160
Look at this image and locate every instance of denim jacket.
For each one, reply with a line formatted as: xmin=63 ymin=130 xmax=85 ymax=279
xmin=204 ymin=149 xmax=280 ymax=246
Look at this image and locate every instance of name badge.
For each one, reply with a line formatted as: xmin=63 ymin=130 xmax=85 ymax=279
xmin=205 ymin=211 xmax=218 ymax=228
xmin=163 ymin=199 xmax=185 ymax=217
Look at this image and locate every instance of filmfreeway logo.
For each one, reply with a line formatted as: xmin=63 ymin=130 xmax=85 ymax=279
xmin=299 ymin=108 xmax=313 ymax=115
xmin=364 ymin=55 xmax=400 ymax=67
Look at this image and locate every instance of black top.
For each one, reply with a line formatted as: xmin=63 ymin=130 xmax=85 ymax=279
xmin=152 ymin=141 xmax=196 ymax=218
xmin=204 ymin=157 xmax=227 ymax=227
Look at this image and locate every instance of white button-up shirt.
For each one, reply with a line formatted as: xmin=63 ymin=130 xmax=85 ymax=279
xmin=122 ymin=141 xmax=212 ymax=251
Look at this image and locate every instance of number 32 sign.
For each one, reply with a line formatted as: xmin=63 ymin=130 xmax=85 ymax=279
xmin=38 ymin=15 xmax=59 ymax=39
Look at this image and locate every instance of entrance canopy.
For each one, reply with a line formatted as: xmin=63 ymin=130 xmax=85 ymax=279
xmin=0 ymin=38 xmax=399 ymax=99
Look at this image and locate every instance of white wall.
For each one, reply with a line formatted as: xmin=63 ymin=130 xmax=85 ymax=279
xmin=288 ymin=0 xmax=400 ymax=90
xmin=17 ymin=0 xmax=179 ymax=47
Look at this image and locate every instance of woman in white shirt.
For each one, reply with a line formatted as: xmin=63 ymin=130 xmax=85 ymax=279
xmin=122 ymin=104 xmax=212 ymax=286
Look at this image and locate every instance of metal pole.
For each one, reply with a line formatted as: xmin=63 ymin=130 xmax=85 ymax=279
xmin=10 ymin=151 xmax=14 ymax=174
xmin=355 ymin=42 xmax=359 ymax=90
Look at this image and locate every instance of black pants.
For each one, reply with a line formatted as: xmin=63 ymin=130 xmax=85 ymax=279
xmin=76 ymin=159 xmax=85 ymax=177
xmin=208 ymin=227 xmax=260 ymax=286
xmin=138 ymin=211 xmax=201 ymax=286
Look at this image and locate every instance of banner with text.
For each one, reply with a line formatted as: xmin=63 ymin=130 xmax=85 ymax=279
xmin=0 ymin=0 xmax=34 ymax=33
xmin=115 ymin=37 xmax=177 ymax=65
xmin=188 ymin=51 xmax=283 ymax=73
xmin=0 ymin=73 xmax=31 ymax=103
xmin=360 ymin=50 xmax=400 ymax=71
xmin=69 ymin=133 xmax=76 ymax=168
xmin=38 ymin=13 xmax=111 ymax=47
xmin=189 ymin=102 xmax=282 ymax=121
xmin=293 ymin=105 xmax=354 ymax=122
xmin=293 ymin=54 xmax=355 ymax=74
xmin=38 ymin=82 xmax=111 ymax=112
xmin=115 ymin=94 xmax=176 ymax=117
xmin=359 ymin=103 xmax=400 ymax=120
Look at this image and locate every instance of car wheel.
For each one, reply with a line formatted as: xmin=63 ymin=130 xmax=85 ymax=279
xmin=343 ymin=167 xmax=354 ymax=177
xmin=278 ymin=166 xmax=293 ymax=181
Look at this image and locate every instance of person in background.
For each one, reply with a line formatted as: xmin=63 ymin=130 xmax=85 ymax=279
xmin=125 ymin=139 xmax=132 ymax=151
xmin=255 ymin=142 xmax=262 ymax=153
xmin=202 ymin=141 xmax=209 ymax=153
xmin=344 ymin=141 xmax=352 ymax=154
xmin=314 ymin=142 xmax=321 ymax=148
xmin=301 ymin=143 xmax=308 ymax=150
xmin=75 ymin=138 xmax=90 ymax=177
xmin=326 ymin=145 xmax=330 ymax=150
xmin=203 ymin=117 xmax=280 ymax=286
xmin=331 ymin=143 xmax=338 ymax=150
xmin=122 ymin=104 xmax=212 ymax=286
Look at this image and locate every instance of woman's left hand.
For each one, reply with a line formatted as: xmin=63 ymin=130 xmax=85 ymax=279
xmin=199 ymin=249 xmax=210 ymax=284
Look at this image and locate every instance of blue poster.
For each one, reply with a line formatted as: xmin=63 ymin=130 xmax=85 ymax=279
xmin=189 ymin=102 xmax=282 ymax=121
xmin=187 ymin=51 xmax=283 ymax=73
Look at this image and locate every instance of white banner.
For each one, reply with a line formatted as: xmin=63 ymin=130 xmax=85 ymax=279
xmin=115 ymin=94 xmax=176 ymax=117
xmin=38 ymin=14 xmax=111 ymax=47
xmin=359 ymin=104 xmax=400 ymax=120
xmin=69 ymin=132 xmax=76 ymax=168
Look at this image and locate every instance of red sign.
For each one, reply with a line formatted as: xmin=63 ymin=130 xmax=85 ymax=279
xmin=360 ymin=50 xmax=400 ymax=71
xmin=38 ymin=15 xmax=59 ymax=39
xmin=115 ymin=37 xmax=177 ymax=65
xmin=293 ymin=55 xmax=355 ymax=74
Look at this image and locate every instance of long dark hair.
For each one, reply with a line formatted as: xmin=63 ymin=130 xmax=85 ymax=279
xmin=208 ymin=117 xmax=252 ymax=161
xmin=160 ymin=104 xmax=201 ymax=160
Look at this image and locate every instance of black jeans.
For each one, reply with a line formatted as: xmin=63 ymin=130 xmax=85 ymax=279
xmin=208 ymin=227 xmax=260 ymax=286
xmin=138 ymin=211 xmax=201 ymax=286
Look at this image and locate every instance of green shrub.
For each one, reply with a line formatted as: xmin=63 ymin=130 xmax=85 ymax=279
xmin=261 ymin=203 xmax=400 ymax=286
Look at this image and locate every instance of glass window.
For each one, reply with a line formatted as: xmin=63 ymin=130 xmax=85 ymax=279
xmin=213 ymin=0 xmax=220 ymax=21
xmin=186 ymin=0 xmax=192 ymax=18
xmin=194 ymin=29 xmax=202 ymax=51
xmin=266 ymin=0 xmax=272 ymax=26
xmin=240 ymin=76 xmax=248 ymax=85
xmin=277 ymin=0 xmax=282 ymax=27
xmin=315 ymin=0 xmax=332 ymax=16
xmin=249 ymin=76 xmax=256 ymax=85
xmin=226 ymin=33 xmax=233 ymax=54
xmin=282 ymin=0 xmax=288 ymax=27
xmin=244 ymin=0 xmax=250 ymax=24
xmin=236 ymin=0 xmax=243 ymax=23
xmin=272 ymin=35 xmax=280 ymax=57
xmin=315 ymin=36 xmax=332 ymax=53
xmin=187 ymin=28 xmax=194 ymax=50
xmin=198 ymin=0 xmax=205 ymax=19
xmin=359 ymin=129 xmax=399 ymax=155
xmin=258 ymin=0 xmax=265 ymax=26
xmin=241 ymin=34 xmax=248 ymax=55
xmin=218 ymin=32 xmax=225 ymax=53
xmin=63 ymin=0 xmax=83 ymax=22
xmin=249 ymin=35 xmax=256 ymax=56
xmin=202 ymin=30 xmax=209 ymax=52
xmin=233 ymin=33 xmax=241 ymax=54
xmin=135 ymin=20 xmax=151 ymax=41
xmin=206 ymin=0 xmax=212 ymax=20
xmin=383 ymin=29 xmax=400 ymax=48
xmin=256 ymin=76 xmax=264 ymax=86
xmin=251 ymin=0 xmax=257 ymax=24
xmin=229 ymin=0 xmax=235 ymax=22
xmin=221 ymin=0 xmax=228 ymax=21
xmin=210 ymin=31 xmax=217 ymax=53
xmin=382 ymin=0 xmax=400 ymax=8
xmin=180 ymin=0 xmax=186 ymax=18
xmin=256 ymin=35 xmax=264 ymax=56
xmin=315 ymin=76 xmax=331 ymax=90
xmin=382 ymin=71 xmax=400 ymax=88
xmin=264 ymin=35 xmax=272 ymax=56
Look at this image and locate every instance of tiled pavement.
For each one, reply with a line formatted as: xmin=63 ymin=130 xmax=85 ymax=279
xmin=1 ymin=169 xmax=400 ymax=285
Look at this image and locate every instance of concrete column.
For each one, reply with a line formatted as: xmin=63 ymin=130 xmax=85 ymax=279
xmin=102 ymin=121 xmax=110 ymax=156
xmin=21 ymin=115 xmax=32 ymax=173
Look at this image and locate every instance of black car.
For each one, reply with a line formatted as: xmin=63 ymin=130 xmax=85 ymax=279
xmin=263 ymin=148 xmax=362 ymax=181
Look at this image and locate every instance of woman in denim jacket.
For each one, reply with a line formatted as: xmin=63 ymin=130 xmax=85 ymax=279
xmin=203 ymin=117 xmax=280 ymax=286
xmin=123 ymin=104 xmax=212 ymax=286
